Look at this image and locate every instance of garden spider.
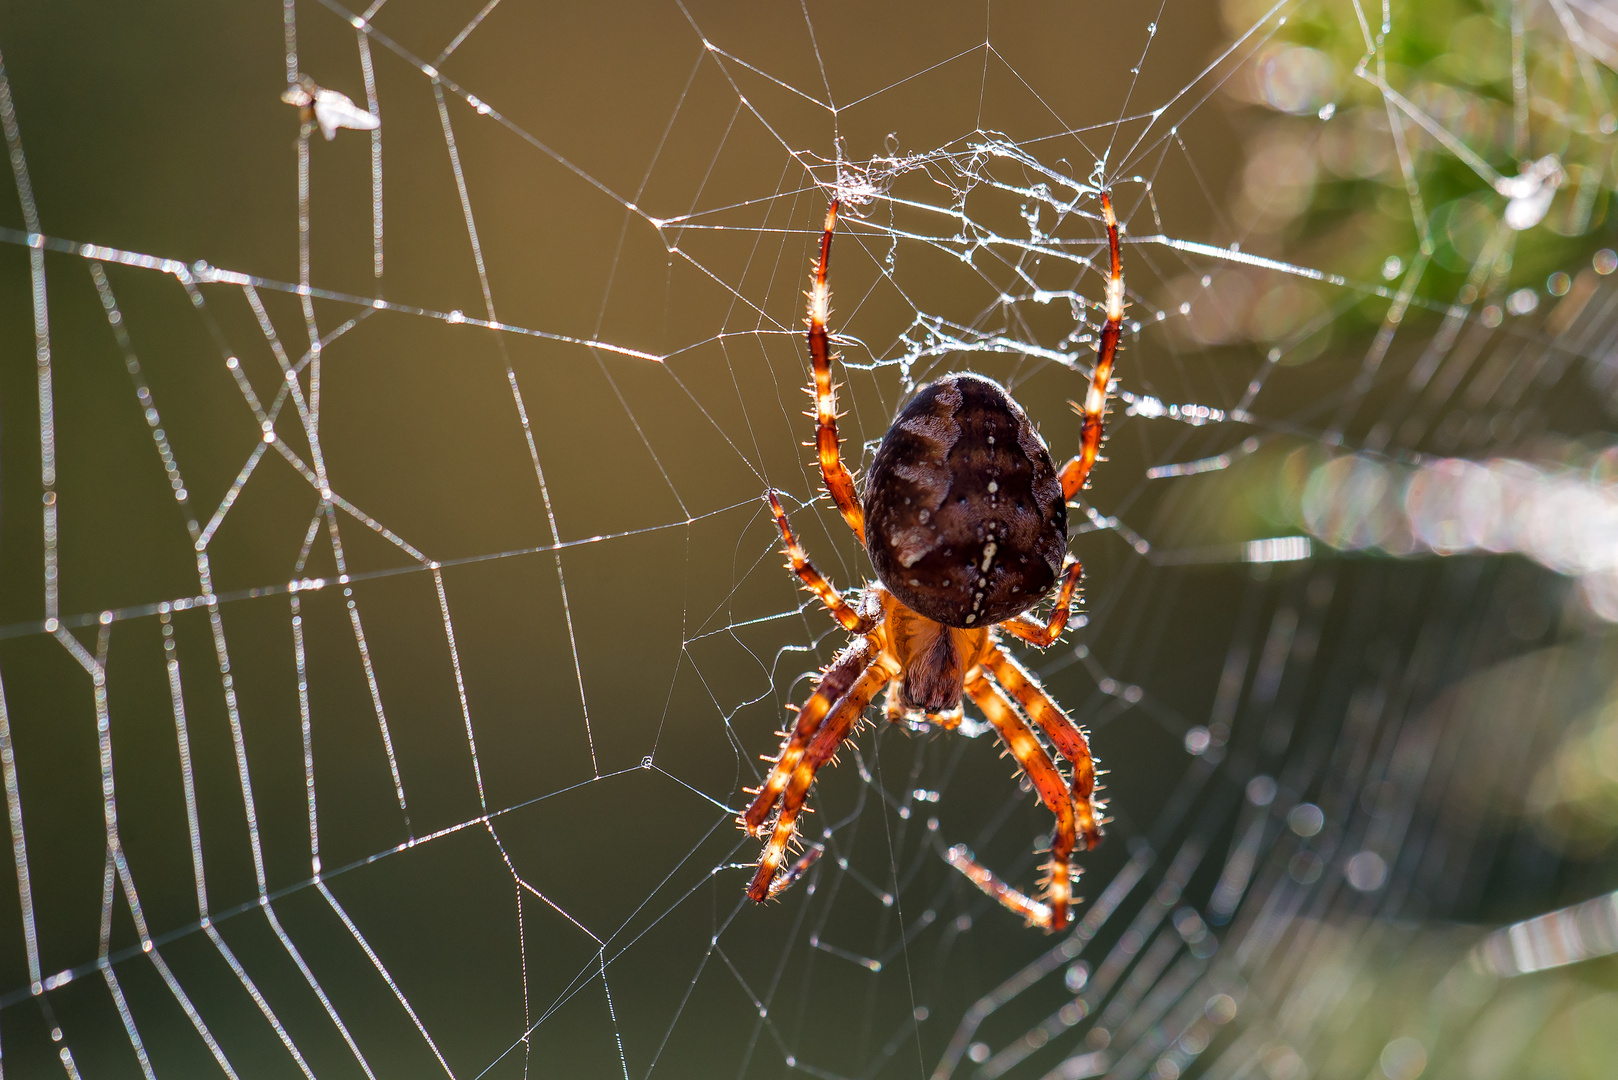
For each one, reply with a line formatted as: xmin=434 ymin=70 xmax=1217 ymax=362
xmin=742 ymin=193 xmax=1122 ymax=931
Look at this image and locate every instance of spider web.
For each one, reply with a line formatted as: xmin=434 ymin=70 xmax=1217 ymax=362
xmin=1 ymin=1 xmax=1616 ymax=1078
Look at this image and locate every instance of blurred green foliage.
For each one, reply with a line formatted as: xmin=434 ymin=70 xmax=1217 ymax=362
xmin=1217 ymin=0 xmax=1617 ymax=335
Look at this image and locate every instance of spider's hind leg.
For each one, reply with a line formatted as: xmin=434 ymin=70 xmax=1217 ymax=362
xmin=749 ymin=655 xmax=898 ymax=902
xmin=743 ymin=636 xmax=873 ymax=836
xmin=763 ymin=842 xmax=827 ymax=900
xmin=958 ymin=668 xmax=1078 ymax=931
xmin=982 ymin=644 xmax=1103 ymax=849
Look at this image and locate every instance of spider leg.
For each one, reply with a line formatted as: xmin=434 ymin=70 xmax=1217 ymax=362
xmin=748 ymin=654 xmax=899 ymax=902
xmin=998 ymin=559 xmax=1084 ymax=648
xmin=742 ymin=636 xmax=873 ymax=836
xmin=1057 ymin=192 xmax=1124 ymax=501
xmin=945 ymin=844 xmax=1051 ymax=928
xmin=763 ymin=842 xmax=826 ymax=900
xmin=959 ymin=668 xmax=1077 ymax=931
xmin=765 ymin=490 xmax=871 ymax=633
xmin=981 ymin=644 xmax=1103 ymax=850
xmin=805 ymin=200 xmax=866 ymax=543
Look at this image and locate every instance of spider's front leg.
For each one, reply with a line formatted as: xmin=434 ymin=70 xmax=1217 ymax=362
xmin=804 ymin=200 xmax=866 ymax=543
xmin=1058 ymin=191 xmax=1124 ymax=501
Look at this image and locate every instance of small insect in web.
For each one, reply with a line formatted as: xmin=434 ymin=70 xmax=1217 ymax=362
xmin=281 ymin=75 xmax=380 ymax=141
xmin=742 ymin=193 xmax=1125 ymax=930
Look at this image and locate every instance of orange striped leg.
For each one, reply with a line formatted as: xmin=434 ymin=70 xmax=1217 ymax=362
xmin=766 ymin=490 xmax=870 ymax=634
xmin=805 ymin=200 xmax=865 ymax=543
xmin=959 ymin=669 xmax=1078 ymax=931
xmin=946 ymin=844 xmax=1052 ymax=928
xmin=981 ymin=645 xmax=1102 ymax=850
xmin=1058 ymin=192 xmax=1124 ymax=500
xmin=998 ymin=559 xmax=1084 ymax=647
xmin=742 ymin=636 xmax=872 ymax=836
xmin=748 ymin=655 xmax=898 ymax=902
xmin=762 ymin=842 xmax=826 ymax=900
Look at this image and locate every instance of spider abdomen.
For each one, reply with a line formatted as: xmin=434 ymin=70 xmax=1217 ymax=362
xmin=863 ymin=373 xmax=1067 ymax=629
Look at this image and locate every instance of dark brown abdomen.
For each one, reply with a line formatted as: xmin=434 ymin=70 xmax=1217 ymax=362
xmin=863 ymin=373 xmax=1067 ymax=629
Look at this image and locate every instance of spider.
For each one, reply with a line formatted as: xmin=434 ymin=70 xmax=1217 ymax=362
xmin=740 ymin=193 xmax=1123 ymax=931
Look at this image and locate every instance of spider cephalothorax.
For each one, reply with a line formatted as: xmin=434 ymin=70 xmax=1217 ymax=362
xmin=742 ymin=194 xmax=1123 ymax=930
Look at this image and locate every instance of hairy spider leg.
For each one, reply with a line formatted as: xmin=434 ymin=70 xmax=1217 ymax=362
xmin=806 ymin=200 xmax=866 ymax=543
xmin=743 ymin=635 xmax=872 ymax=835
xmin=998 ymin=559 xmax=1085 ymax=647
xmin=764 ymin=842 xmax=827 ymax=900
xmin=745 ymin=492 xmax=876 ymax=834
xmin=961 ymin=669 xmax=1078 ymax=931
xmin=945 ymin=844 xmax=1052 ymax=928
xmin=982 ymin=645 xmax=1103 ymax=849
xmin=764 ymin=490 xmax=870 ymax=633
xmin=748 ymin=655 xmax=899 ymax=902
xmin=1059 ymin=192 xmax=1125 ymax=501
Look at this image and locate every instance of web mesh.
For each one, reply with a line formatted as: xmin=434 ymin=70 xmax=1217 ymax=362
xmin=2 ymin=1 xmax=1617 ymax=1078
